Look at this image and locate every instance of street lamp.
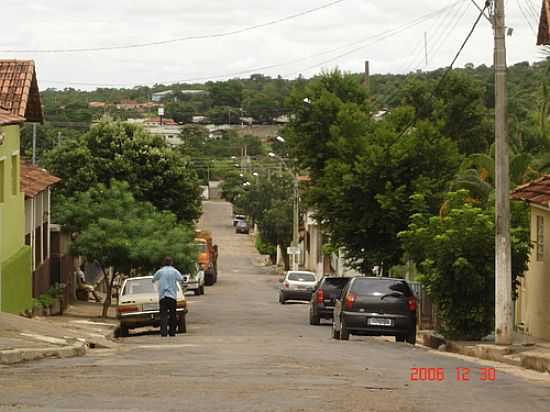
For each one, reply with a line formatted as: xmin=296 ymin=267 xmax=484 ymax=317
xmin=268 ymin=152 xmax=300 ymax=270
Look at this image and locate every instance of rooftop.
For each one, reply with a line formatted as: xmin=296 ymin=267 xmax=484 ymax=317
xmin=511 ymin=175 xmax=550 ymax=209
xmin=20 ymin=161 xmax=61 ymax=198
xmin=0 ymin=60 xmax=43 ymax=123
xmin=0 ymin=108 xmax=24 ymax=126
xmin=538 ymin=0 xmax=550 ymax=45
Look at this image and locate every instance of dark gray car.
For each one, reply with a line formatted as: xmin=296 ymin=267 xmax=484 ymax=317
xmin=331 ymin=277 xmax=417 ymax=344
xmin=309 ymin=276 xmax=351 ymax=325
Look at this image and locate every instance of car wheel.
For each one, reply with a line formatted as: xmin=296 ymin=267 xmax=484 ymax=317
xmin=309 ymin=307 xmax=321 ymax=325
xmin=178 ymin=316 xmax=187 ymax=334
xmin=395 ymin=335 xmax=406 ymax=343
xmin=331 ymin=319 xmax=340 ymax=340
xmin=279 ymin=292 xmax=286 ymax=304
xmin=194 ymin=288 xmax=201 ymax=296
xmin=199 ymin=285 xmax=205 ymax=295
xmin=340 ymin=318 xmax=350 ymax=341
xmin=118 ymin=324 xmax=129 ymax=338
xmin=406 ymin=330 xmax=416 ymax=345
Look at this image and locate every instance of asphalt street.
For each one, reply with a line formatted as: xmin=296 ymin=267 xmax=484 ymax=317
xmin=1 ymin=200 xmax=549 ymax=412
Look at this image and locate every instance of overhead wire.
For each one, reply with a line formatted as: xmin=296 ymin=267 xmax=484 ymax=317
xmin=40 ymin=0 xmax=465 ymax=88
xmin=516 ymin=0 xmax=538 ymax=34
xmin=1 ymin=0 xmax=347 ymax=54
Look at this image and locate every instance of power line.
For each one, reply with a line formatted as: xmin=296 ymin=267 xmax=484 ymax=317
xmin=2 ymin=0 xmax=347 ymax=54
xmin=40 ymin=0 xmax=465 ymax=88
xmin=515 ymin=0 xmax=538 ymax=34
xmin=395 ymin=0 xmax=490 ymax=139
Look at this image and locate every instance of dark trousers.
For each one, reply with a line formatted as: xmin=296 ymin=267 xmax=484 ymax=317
xmin=159 ymin=297 xmax=177 ymax=336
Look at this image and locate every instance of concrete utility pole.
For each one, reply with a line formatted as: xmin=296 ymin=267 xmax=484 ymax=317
xmin=424 ymin=32 xmax=428 ymax=66
xmin=292 ymin=177 xmax=300 ymax=271
xmin=494 ymin=0 xmax=513 ymax=345
xmin=363 ymin=61 xmax=370 ymax=90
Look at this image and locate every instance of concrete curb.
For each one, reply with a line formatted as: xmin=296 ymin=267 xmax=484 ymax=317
xmin=420 ymin=332 xmax=550 ymax=374
xmin=0 ymin=343 xmax=87 ymax=365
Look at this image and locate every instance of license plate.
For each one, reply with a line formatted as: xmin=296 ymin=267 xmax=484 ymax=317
xmin=368 ymin=318 xmax=393 ymax=326
xmin=296 ymin=286 xmax=308 ymax=290
xmin=143 ymin=303 xmax=159 ymax=312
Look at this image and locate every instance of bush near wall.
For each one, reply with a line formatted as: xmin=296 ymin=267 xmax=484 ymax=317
xmin=1 ymin=246 xmax=32 ymax=314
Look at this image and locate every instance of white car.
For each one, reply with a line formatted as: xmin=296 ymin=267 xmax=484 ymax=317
xmin=182 ymin=265 xmax=205 ymax=296
xmin=117 ymin=276 xmax=187 ymax=337
xmin=279 ymin=271 xmax=318 ymax=304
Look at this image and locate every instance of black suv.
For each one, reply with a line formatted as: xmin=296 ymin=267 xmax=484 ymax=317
xmin=332 ymin=277 xmax=417 ymax=344
xmin=309 ymin=276 xmax=351 ymax=325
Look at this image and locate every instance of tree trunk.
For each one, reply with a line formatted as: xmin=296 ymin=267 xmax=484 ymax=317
xmin=280 ymin=245 xmax=290 ymax=271
xmin=101 ymin=265 xmax=117 ymax=318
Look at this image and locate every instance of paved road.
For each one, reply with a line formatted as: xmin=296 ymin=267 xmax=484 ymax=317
xmin=1 ymin=201 xmax=549 ymax=412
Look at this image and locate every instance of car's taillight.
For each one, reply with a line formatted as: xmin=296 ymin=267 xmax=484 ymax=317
xmin=408 ymin=297 xmax=417 ymax=312
xmin=344 ymin=293 xmax=356 ymax=311
xmin=316 ymin=289 xmax=324 ymax=304
xmin=117 ymin=305 xmax=138 ymax=314
xmin=283 ymin=282 xmax=289 ymax=289
xmin=177 ymin=301 xmax=187 ymax=309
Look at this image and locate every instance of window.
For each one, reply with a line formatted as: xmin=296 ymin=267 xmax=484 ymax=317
xmin=537 ymin=215 xmax=544 ymax=261
xmin=11 ymin=154 xmax=18 ymax=195
xmin=0 ymin=159 xmax=5 ymax=203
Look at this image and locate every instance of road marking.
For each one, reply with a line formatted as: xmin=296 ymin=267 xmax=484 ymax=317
xmin=135 ymin=344 xmax=199 ymax=349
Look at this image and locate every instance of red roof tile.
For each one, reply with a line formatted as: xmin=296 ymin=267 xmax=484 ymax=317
xmin=511 ymin=175 xmax=550 ymax=208
xmin=538 ymin=0 xmax=550 ymax=45
xmin=20 ymin=161 xmax=61 ymax=198
xmin=0 ymin=60 xmax=43 ymax=123
xmin=0 ymin=108 xmax=24 ymax=125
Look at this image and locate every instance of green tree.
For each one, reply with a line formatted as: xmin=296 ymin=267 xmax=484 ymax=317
xmin=399 ymin=190 xmax=530 ymax=339
xmin=58 ymin=181 xmax=196 ymax=317
xmin=44 ymin=120 xmax=202 ymax=223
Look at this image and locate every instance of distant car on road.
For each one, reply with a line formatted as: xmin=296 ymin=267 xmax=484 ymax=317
xmin=331 ymin=277 xmax=417 ymax=344
xmin=233 ymin=214 xmax=246 ymax=226
xmin=117 ymin=276 xmax=187 ymax=337
xmin=182 ymin=264 xmax=205 ymax=295
xmin=279 ymin=271 xmax=317 ymax=304
xmin=309 ymin=276 xmax=351 ymax=325
xmin=235 ymin=220 xmax=250 ymax=234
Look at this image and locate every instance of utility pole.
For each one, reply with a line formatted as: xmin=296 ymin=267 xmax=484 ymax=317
xmin=494 ymin=0 xmax=513 ymax=345
xmin=363 ymin=61 xmax=370 ymax=90
xmin=292 ymin=176 xmax=299 ymax=271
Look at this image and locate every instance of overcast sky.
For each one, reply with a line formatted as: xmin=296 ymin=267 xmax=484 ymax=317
xmin=2 ymin=0 xmax=545 ymax=90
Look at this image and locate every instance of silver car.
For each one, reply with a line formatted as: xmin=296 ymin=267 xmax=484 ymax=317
xmin=279 ymin=271 xmax=317 ymax=304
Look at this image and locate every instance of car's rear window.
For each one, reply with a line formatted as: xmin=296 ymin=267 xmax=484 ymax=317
xmin=287 ymin=272 xmax=316 ymax=282
xmin=122 ymin=279 xmax=157 ymax=295
xmin=351 ymin=278 xmax=412 ymax=297
xmin=322 ymin=277 xmax=350 ymax=292
xmin=195 ymin=243 xmax=208 ymax=253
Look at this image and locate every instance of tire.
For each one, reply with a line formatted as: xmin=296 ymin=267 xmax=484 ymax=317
xmin=178 ymin=316 xmax=187 ymax=334
xmin=204 ymin=271 xmax=215 ymax=286
xmin=119 ymin=324 xmax=129 ymax=338
xmin=194 ymin=288 xmax=201 ymax=296
xmin=339 ymin=318 xmax=350 ymax=341
xmin=279 ymin=292 xmax=286 ymax=304
xmin=331 ymin=320 xmax=340 ymax=340
xmin=309 ymin=307 xmax=321 ymax=325
xmin=395 ymin=335 xmax=406 ymax=343
xmin=406 ymin=330 xmax=416 ymax=345
xmin=199 ymin=285 xmax=205 ymax=295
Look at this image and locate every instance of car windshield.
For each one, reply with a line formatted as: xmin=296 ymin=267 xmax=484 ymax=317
xmin=287 ymin=272 xmax=316 ymax=282
xmin=237 ymin=221 xmax=248 ymax=227
xmin=351 ymin=278 xmax=412 ymax=297
xmin=322 ymin=277 xmax=350 ymax=292
xmin=122 ymin=278 xmax=157 ymax=295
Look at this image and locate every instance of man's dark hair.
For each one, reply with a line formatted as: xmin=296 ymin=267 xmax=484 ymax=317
xmin=163 ymin=256 xmax=174 ymax=266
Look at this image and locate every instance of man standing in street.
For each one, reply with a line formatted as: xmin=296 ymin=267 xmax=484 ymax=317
xmin=152 ymin=256 xmax=183 ymax=337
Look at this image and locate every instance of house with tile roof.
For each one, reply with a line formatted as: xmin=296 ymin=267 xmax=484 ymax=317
xmin=511 ymin=175 xmax=550 ymax=341
xmin=538 ymin=0 xmax=550 ymax=45
xmin=0 ymin=60 xmax=43 ymax=314
xmin=20 ymin=162 xmax=60 ymax=298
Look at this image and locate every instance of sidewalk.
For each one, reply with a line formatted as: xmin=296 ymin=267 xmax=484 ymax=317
xmin=419 ymin=330 xmax=550 ymax=374
xmin=0 ymin=302 xmax=117 ymax=365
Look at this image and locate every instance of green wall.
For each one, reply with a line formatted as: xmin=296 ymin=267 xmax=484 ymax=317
xmin=1 ymin=246 xmax=32 ymax=314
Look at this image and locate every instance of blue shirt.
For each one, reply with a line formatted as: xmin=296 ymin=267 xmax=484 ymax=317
xmin=152 ymin=266 xmax=183 ymax=300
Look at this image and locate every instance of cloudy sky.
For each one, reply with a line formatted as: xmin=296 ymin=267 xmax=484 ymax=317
xmin=2 ymin=0 xmax=545 ymax=90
